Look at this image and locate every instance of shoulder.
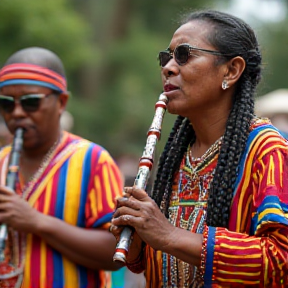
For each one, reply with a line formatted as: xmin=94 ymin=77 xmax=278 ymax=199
xmin=63 ymin=131 xmax=115 ymax=162
xmin=0 ymin=145 xmax=11 ymax=160
xmin=247 ymin=117 xmax=288 ymax=158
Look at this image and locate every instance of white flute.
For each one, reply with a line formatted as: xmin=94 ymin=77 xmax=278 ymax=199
xmin=113 ymin=93 xmax=168 ymax=263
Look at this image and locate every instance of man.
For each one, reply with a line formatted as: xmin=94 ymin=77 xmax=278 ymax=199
xmin=0 ymin=47 xmax=123 ymax=287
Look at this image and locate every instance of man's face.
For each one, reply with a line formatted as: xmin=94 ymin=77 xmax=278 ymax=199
xmin=0 ymin=84 xmax=66 ymax=149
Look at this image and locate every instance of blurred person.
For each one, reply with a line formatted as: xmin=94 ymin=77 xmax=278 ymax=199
xmin=0 ymin=47 xmax=123 ymax=288
xmin=111 ymin=9 xmax=288 ymax=288
xmin=255 ymin=88 xmax=288 ymax=139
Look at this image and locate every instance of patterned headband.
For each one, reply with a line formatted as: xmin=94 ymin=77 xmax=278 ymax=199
xmin=0 ymin=63 xmax=67 ymax=93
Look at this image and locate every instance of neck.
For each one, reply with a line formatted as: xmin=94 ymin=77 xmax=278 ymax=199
xmin=21 ymin=130 xmax=62 ymax=161
xmin=188 ymin=112 xmax=228 ymax=158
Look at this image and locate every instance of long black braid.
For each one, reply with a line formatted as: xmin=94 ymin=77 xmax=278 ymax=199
xmin=151 ymin=10 xmax=262 ymax=227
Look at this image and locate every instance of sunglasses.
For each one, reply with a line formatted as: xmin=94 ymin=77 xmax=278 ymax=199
xmin=0 ymin=93 xmax=54 ymax=113
xmin=158 ymin=43 xmax=223 ymax=67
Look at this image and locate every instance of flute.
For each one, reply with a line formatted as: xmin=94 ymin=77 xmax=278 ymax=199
xmin=0 ymin=128 xmax=23 ymax=261
xmin=113 ymin=93 xmax=168 ymax=263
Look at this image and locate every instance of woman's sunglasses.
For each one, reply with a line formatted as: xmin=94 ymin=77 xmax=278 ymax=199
xmin=158 ymin=43 xmax=223 ymax=67
xmin=0 ymin=93 xmax=53 ymax=113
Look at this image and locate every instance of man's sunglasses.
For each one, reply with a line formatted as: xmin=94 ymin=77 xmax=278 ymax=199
xmin=158 ymin=43 xmax=223 ymax=67
xmin=0 ymin=93 xmax=54 ymax=113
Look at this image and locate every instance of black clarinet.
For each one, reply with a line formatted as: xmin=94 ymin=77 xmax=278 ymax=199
xmin=0 ymin=128 xmax=23 ymax=261
xmin=113 ymin=93 xmax=168 ymax=263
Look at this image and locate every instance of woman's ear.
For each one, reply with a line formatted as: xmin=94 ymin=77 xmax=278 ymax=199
xmin=223 ymin=56 xmax=246 ymax=88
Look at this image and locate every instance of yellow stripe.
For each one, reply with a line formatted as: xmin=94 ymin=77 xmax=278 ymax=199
xmin=218 ymin=269 xmax=261 ymax=276
xmin=258 ymin=208 xmax=281 ymax=221
xmin=217 ymin=253 xmax=262 ymax=259
xmin=63 ymin=256 xmax=78 ymax=288
xmin=216 ymin=277 xmax=260 ymax=284
xmin=218 ymin=261 xmax=261 ymax=267
xmin=102 ymin=163 xmax=114 ymax=210
xmin=95 ymin=174 xmax=103 ymax=214
xmin=89 ymin=188 xmax=98 ymax=219
xmin=267 ymin=155 xmax=275 ymax=185
xmin=217 ymin=235 xmax=258 ymax=243
xmin=23 ymin=234 xmax=33 ymax=288
xmin=40 ymin=241 xmax=47 ymax=288
xmin=64 ymin=148 xmax=85 ymax=225
xmin=277 ymin=150 xmax=283 ymax=187
xmin=241 ymin=193 xmax=253 ymax=231
xmin=40 ymin=180 xmax=52 ymax=287
xmin=218 ymin=243 xmax=260 ymax=250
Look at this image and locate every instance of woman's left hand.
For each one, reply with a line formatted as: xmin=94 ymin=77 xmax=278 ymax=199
xmin=112 ymin=186 xmax=177 ymax=251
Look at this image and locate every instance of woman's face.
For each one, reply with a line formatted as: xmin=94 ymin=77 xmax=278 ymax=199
xmin=161 ymin=20 xmax=230 ymax=118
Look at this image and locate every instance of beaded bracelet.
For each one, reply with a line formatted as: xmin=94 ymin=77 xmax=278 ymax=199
xmin=126 ymin=243 xmax=146 ymax=274
xmin=199 ymin=226 xmax=209 ymax=280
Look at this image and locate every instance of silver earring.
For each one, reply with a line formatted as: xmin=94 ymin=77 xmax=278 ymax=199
xmin=222 ymin=80 xmax=229 ymax=90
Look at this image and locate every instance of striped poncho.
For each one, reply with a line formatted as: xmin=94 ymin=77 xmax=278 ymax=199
xmin=0 ymin=131 xmax=123 ymax=288
xmin=129 ymin=118 xmax=288 ymax=288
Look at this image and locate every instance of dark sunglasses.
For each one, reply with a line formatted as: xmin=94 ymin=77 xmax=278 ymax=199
xmin=0 ymin=93 xmax=54 ymax=113
xmin=158 ymin=43 xmax=223 ymax=67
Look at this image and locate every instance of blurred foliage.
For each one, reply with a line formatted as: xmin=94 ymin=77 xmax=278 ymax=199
xmin=0 ymin=0 xmax=287 ymax=161
xmin=0 ymin=0 xmax=94 ymax=91
xmin=257 ymin=17 xmax=288 ymax=95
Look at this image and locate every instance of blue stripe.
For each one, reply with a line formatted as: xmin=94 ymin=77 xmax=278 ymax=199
xmin=53 ymin=249 xmax=64 ymax=287
xmin=78 ymin=265 xmax=88 ymax=288
xmin=55 ymin=161 xmax=68 ymax=220
xmin=204 ymin=226 xmax=216 ymax=287
xmin=92 ymin=212 xmax=113 ymax=228
xmin=234 ymin=124 xmax=279 ymax=196
xmin=77 ymin=144 xmax=93 ymax=227
xmin=0 ymin=79 xmax=63 ymax=92
xmin=258 ymin=195 xmax=288 ymax=214
xmin=251 ymin=195 xmax=288 ymax=234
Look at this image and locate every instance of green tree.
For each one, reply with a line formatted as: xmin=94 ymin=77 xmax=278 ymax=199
xmin=0 ymin=0 xmax=94 ymax=92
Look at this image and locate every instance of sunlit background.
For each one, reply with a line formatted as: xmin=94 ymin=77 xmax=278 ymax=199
xmin=0 ymin=0 xmax=287 ymax=160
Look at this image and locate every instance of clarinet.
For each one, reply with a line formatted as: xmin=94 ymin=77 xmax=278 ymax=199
xmin=0 ymin=128 xmax=23 ymax=261
xmin=113 ymin=93 xmax=168 ymax=263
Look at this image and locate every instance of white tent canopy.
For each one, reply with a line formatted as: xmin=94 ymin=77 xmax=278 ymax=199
xmin=255 ymin=89 xmax=288 ymax=117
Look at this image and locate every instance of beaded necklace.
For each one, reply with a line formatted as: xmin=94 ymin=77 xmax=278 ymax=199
xmin=21 ymin=135 xmax=61 ymax=200
xmin=189 ymin=136 xmax=223 ymax=174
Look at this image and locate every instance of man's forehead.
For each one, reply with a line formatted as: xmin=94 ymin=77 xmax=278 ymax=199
xmin=0 ymin=84 xmax=51 ymax=95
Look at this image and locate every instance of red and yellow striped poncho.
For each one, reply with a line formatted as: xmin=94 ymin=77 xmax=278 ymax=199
xmin=0 ymin=131 xmax=123 ymax=288
xmin=130 ymin=118 xmax=288 ymax=288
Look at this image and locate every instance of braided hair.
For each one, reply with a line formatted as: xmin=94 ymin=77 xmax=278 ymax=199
xmin=151 ymin=10 xmax=262 ymax=228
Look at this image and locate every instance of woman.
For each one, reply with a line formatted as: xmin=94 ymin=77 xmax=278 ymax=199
xmin=111 ymin=10 xmax=288 ymax=288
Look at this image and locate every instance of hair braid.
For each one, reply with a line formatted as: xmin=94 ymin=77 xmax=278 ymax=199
xmin=152 ymin=117 xmax=195 ymax=217
xmin=206 ymin=75 xmax=255 ymax=227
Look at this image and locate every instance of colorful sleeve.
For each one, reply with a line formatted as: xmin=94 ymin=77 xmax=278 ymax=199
xmin=202 ymin=147 xmax=288 ymax=287
xmin=85 ymin=145 xmax=123 ymax=228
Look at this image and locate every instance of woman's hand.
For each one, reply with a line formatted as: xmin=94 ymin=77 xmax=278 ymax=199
xmin=112 ymin=186 xmax=177 ymax=252
xmin=0 ymin=185 xmax=40 ymax=233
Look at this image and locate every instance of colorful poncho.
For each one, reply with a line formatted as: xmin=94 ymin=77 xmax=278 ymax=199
xmin=0 ymin=131 xmax=123 ymax=288
xmin=129 ymin=118 xmax=288 ymax=288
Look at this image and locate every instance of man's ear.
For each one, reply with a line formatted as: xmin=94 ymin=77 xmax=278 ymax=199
xmin=58 ymin=92 xmax=69 ymax=113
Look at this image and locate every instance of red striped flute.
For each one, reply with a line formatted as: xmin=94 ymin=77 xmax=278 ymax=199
xmin=0 ymin=128 xmax=24 ymax=261
xmin=113 ymin=93 xmax=168 ymax=263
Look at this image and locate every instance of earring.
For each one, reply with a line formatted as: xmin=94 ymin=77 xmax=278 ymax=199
xmin=222 ymin=80 xmax=229 ymax=90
